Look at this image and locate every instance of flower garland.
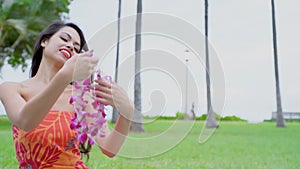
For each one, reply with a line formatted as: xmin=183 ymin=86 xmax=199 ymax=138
xmin=69 ymin=71 xmax=112 ymax=145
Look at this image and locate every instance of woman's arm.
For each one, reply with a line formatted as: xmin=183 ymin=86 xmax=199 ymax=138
xmin=0 ymin=51 xmax=98 ymax=131
xmin=0 ymin=71 xmax=71 ymax=131
xmin=92 ymin=79 xmax=134 ymax=157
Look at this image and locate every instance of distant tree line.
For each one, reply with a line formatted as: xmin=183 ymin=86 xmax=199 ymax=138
xmin=144 ymin=112 xmax=247 ymax=122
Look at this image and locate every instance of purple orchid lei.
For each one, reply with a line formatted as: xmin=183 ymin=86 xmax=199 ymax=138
xmin=69 ymin=71 xmax=112 ymax=145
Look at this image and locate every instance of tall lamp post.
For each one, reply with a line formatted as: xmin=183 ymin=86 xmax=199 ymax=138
xmin=184 ymin=49 xmax=190 ymax=116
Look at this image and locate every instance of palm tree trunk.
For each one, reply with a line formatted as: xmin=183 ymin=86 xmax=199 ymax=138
xmin=111 ymin=0 xmax=122 ymax=124
xmin=0 ymin=24 xmax=5 ymax=45
xmin=271 ymin=0 xmax=286 ymax=127
xmin=130 ymin=0 xmax=144 ymax=132
xmin=204 ymin=0 xmax=218 ymax=128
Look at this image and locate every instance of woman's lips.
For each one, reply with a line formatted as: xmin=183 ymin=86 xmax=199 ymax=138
xmin=60 ymin=49 xmax=72 ymax=59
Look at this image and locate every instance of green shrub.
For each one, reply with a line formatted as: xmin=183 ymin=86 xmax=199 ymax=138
xmin=221 ymin=115 xmax=246 ymax=121
xmin=195 ymin=113 xmax=222 ymax=121
xmin=264 ymin=119 xmax=300 ymax=123
xmin=175 ymin=112 xmax=185 ymax=119
xmin=157 ymin=116 xmax=177 ymax=120
xmin=196 ymin=114 xmax=207 ymax=120
xmin=143 ymin=113 xmax=246 ymax=122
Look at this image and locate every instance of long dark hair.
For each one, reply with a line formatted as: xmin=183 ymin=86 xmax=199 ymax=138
xmin=30 ymin=21 xmax=92 ymax=160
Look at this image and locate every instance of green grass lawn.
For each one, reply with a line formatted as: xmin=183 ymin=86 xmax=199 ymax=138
xmin=1 ymin=116 xmax=300 ymax=169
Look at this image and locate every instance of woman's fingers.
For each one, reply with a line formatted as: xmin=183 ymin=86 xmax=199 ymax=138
xmin=94 ymin=79 xmax=112 ymax=88
xmin=68 ymin=49 xmax=100 ymax=81
xmin=91 ymin=79 xmax=134 ymax=119
xmin=91 ymin=82 xmax=112 ymax=94
xmin=78 ymin=49 xmax=94 ymax=57
xmin=92 ymin=96 xmax=111 ymax=105
xmin=92 ymin=89 xmax=112 ymax=100
xmin=90 ymin=81 xmax=114 ymax=106
xmin=90 ymin=79 xmax=121 ymax=108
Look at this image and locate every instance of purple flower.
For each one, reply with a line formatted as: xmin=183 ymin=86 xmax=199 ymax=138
xmin=97 ymin=72 xmax=101 ymax=79
xmin=83 ymin=77 xmax=91 ymax=85
xmin=78 ymin=133 xmax=88 ymax=144
xmin=69 ymin=74 xmax=112 ymax=148
xmin=89 ymin=138 xmax=95 ymax=145
xmin=88 ymin=112 xmax=99 ymax=118
xmin=92 ymin=101 xmax=101 ymax=110
xmin=80 ymin=118 xmax=87 ymax=128
xmin=90 ymin=128 xmax=98 ymax=137
xmin=102 ymin=112 xmax=106 ymax=118
xmin=95 ymin=117 xmax=106 ymax=126
xmin=100 ymin=131 xmax=105 ymax=137
xmin=73 ymin=82 xmax=82 ymax=90
xmin=69 ymin=96 xmax=75 ymax=104
xmin=104 ymin=75 xmax=112 ymax=83
xmin=70 ymin=121 xmax=77 ymax=130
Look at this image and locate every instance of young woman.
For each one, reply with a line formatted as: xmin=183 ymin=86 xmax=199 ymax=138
xmin=0 ymin=21 xmax=134 ymax=169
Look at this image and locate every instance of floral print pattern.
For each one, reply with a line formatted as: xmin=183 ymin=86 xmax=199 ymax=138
xmin=12 ymin=110 xmax=88 ymax=169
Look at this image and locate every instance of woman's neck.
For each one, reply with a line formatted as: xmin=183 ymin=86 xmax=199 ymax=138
xmin=33 ymin=58 xmax=62 ymax=84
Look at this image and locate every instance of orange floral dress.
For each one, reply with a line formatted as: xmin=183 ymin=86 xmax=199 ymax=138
xmin=12 ymin=110 xmax=89 ymax=169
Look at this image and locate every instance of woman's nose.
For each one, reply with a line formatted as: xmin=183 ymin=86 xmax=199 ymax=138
xmin=66 ymin=44 xmax=74 ymax=52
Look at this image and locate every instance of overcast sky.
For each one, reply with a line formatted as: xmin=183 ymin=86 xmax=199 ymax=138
xmin=1 ymin=0 xmax=299 ymax=122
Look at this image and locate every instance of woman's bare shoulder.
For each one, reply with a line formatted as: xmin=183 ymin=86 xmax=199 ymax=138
xmin=0 ymin=80 xmax=31 ymax=96
xmin=0 ymin=81 xmax=21 ymax=89
xmin=0 ymin=81 xmax=21 ymax=94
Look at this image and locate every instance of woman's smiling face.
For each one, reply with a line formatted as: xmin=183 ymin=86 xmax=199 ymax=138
xmin=42 ymin=26 xmax=81 ymax=61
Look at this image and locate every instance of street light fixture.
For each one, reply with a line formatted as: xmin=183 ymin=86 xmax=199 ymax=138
xmin=184 ymin=49 xmax=190 ymax=116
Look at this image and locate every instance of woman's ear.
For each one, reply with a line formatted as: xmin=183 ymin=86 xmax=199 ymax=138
xmin=41 ymin=39 xmax=48 ymax=47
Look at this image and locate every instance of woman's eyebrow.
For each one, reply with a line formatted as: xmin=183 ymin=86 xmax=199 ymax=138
xmin=61 ymin=32 xmax=80 ymax=46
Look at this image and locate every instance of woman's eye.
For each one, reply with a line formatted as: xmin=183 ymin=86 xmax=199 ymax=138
xmin=60 ymin=36 xmax=68 ymax=42
xmin=74 ymin=48 xmax=80 ymax=53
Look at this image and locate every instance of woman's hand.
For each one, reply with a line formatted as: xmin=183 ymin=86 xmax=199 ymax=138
xmin=91 ymin=79 xmax=134 ymax=157
xmin=61 ymin=50 xmax=99 ymax=82
xmin=91 ymin=79 xmax=134 ymax=120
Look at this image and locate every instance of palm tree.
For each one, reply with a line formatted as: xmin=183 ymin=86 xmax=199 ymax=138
xmin=204 ymin=0 xmax=218 ymax=128
xmin=0 ymin=0 xmax=71 ymax=71
xmin=271 ymin=0 xmax=286 ymax=127
xmin=111 ymin=0 xmax=122 ymax=124
xmin=130 ymin=0 xmax=144 ymax=132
